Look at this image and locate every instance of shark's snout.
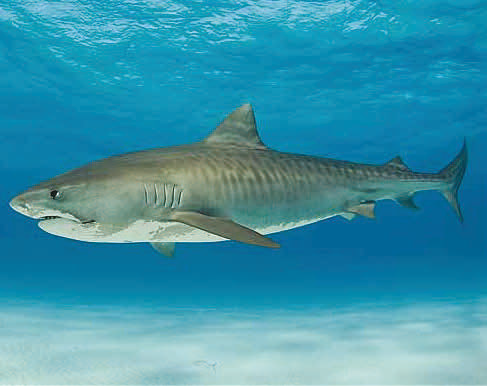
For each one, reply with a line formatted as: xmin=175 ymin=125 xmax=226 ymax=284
xmin=9 ymin=195 xmax=32 ymax=217
xmin=9 ymin=194 xmax=44 ymax=220
xmin=10 ymin=192 xmax=85 ymax=223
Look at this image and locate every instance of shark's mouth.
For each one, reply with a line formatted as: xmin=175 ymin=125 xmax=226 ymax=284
xmin=39 ymin=215 xmax=95 ymax=224
xmin=9 ymin=199 xmax=96 ymax=225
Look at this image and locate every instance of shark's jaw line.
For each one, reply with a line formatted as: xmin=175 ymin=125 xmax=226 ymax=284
xmin=39 ymin=216 xmax=95 ymax=225
xmin=34 ymin=210 xmax=81 ymax=224
xmin=9 ymin=201 xmax=93 ymax=225
xmin=36 ymin=210 xmax=97 ymax=226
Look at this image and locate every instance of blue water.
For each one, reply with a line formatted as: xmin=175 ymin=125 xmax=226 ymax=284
xmin=1 ymin=1 xmax=486 ymax=384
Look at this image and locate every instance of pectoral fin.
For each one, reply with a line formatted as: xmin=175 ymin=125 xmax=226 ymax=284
xmin=347 ymin=201 xmax=376 ymax=219
xmin=170 ymin=211 xmax=280 ymax=249
xmin=150 ymin=242 xmax=176 ymax=257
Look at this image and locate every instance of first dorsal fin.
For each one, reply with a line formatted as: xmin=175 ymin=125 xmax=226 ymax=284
xmin=385 ymin=155 xmax=410 ymax=171
xmin=204 ymin=104 xmax=267 ymax=149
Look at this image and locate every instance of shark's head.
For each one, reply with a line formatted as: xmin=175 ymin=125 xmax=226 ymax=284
xmin=10 ymin=183 xmax=97 ymax=225
xmin=9 ymin=166 xmax=142 ymax=240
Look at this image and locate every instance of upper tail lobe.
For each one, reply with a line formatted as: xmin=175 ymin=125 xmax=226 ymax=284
xmin=438 ymin=139 xmax=468 ymax=222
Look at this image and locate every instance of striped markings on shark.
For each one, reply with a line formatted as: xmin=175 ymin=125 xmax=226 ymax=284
xmin=10 ymin=104 xmax=468 ymax=257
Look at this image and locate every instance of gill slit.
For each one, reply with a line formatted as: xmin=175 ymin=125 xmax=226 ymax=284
xmin=171 ymin=185 xmax=177 ymax=209
xmin=165 ymin=184 xmax=174 ymax=208
xmin=177 ymin=189 xmax=183 ymax=208
xmin=161 ymin=183 xmax=166 ymax=207
xmin=154 ymin=184 xmax=159 ymax=207
xmin=143 ymin=184 xmax=149 ymax=206
xmin=145 ymin=183 xmax=183 ymax=209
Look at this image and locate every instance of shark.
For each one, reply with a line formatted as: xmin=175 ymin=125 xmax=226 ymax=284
xmin=9 ymin=104 xmax=467 ymax=257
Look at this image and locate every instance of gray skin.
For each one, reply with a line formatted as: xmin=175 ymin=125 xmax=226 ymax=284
xmin=10 ymin=104 xmax=467 ymax=256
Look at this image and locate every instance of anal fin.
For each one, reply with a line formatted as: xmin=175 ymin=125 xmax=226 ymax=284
xmin=396 ymin=194 xmax=420 ymax=210
xmin=347 ymin=201 xmax=376 ymax=219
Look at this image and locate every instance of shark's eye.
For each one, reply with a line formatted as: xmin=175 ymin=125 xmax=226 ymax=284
xmin=50 ymin=190 xmax=61 ymax=200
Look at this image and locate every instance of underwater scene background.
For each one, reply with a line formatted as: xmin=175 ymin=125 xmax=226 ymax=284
xmin=0 ymin=0 xmax=486 ymax=384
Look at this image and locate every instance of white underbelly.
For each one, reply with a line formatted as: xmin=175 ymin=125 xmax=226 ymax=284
xmin=38 ymin=214 xmax=337 ymax=243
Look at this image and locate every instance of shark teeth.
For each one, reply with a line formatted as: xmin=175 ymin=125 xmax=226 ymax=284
xmin=40 ymin=216 xmax=60 ymax=220
xmin=37 ymin=213 xmax=92 ymax=224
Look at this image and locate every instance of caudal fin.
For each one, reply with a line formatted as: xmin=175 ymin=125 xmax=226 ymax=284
xmin=438 ymin=139 xmax=468 ymax=223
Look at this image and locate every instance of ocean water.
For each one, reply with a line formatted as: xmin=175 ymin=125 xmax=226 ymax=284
xmin=1 ymin=0 xmax=486 ymax=384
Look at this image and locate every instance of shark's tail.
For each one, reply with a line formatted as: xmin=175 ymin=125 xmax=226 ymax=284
xmin=437 ymin=139 xmax=468 ymax=223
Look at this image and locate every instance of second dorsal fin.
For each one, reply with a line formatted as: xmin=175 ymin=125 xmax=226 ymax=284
xmin=204 ymin=104 xmax=267 ymax=149
xmin=385 ymin=155 xmax=410 ymax=171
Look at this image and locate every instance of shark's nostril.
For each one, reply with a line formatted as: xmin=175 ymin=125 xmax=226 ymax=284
xmin=9 ymin=197 xmax=29 ymax=214
xmin=9 ymin=198 xmax=21 ymax=209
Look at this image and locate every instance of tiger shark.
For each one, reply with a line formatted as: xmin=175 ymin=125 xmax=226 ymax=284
xmin=10 ymin=104 xmax=467 ymax=257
